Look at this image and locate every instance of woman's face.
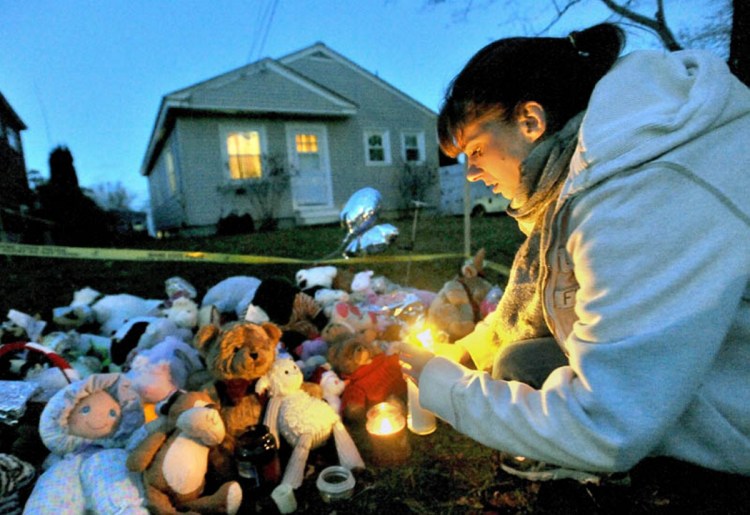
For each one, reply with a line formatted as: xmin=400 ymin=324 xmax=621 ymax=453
xmin=460 ymin=111 xmax=540 ymax=200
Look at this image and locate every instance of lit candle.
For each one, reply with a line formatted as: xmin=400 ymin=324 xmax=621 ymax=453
xmin=406 ymin=327 xmax=438 ymax=435
xmin=365 ymin=402 xmax=410 ymax=465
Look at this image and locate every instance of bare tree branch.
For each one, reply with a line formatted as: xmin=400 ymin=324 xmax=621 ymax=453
xmin=599 ymin=0 xmax=682 ymax=49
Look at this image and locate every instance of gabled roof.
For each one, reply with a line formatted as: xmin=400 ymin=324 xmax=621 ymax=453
xmin=280 ymin=43 xmax=436 ymax=119
xmin=141 ymin=42 xmax=435 ymax=176
xmin=141 ymin=56 xmax=358 ymax=175
xmin=0 ymin=91 xmax=27 ymax=130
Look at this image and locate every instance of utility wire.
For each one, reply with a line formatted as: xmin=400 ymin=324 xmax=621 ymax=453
xmin=247 ymin=0 xmax=280 ymax=62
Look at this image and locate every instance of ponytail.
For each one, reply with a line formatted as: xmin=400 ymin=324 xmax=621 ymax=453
xmin=438 ymin=23 xmax=625 ymax=157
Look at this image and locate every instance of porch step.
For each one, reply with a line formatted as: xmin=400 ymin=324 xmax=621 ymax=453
xmin=295 ymin=206 xmax=340 ymax=226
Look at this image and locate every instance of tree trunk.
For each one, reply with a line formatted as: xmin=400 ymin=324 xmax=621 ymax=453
xmin=729 ymin=0 xmax=750 ymax=85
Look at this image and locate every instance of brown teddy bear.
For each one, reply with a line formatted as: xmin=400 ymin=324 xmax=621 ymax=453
xmin=126 ymin=390 xmax=242 ymax=514
xmin=193 ymin=321 xmax=281 ymax=484
xmin=427 ymin=248 xmax=494 ymax=342
xmin=326 ymin=331 xmax=406 ymax=421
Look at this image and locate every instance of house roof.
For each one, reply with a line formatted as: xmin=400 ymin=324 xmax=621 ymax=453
xmin=0 ymin=91 xmax=27 ymax=130
xmin=140 ymin=43 xmax=435 ymax=176
xmin=280 ymin=43 xmax=436 ymax=119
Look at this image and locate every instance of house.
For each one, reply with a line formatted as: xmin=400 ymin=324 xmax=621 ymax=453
xmin=0 ymin=91 xmax=32 ymax=241
xmin=141 ymin=43 xmax=440 ymax=237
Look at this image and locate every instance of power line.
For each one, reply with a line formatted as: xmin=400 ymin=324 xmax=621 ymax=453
xmin=247 ymin=0 xmax=280 ymax=63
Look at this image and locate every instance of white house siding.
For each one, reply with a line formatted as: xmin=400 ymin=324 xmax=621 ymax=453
xmin=284 ymin=54 xmax=439 ymax=212
xmin=173 ymin=116 xmax=299 ymax=231
xmin=148 ymin=135 xmax=184 ymax=231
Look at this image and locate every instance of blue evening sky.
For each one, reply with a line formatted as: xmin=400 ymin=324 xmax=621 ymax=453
xmin=1 ymin=0 xmax=723 ymax=208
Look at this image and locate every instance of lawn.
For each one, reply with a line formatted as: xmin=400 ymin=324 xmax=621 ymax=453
xmin=2 ymin=213 xmax=749 ymax=514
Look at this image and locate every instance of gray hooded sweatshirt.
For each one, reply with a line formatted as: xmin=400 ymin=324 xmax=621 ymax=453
xmin=420 ymin=49 xmax=750 ymax=475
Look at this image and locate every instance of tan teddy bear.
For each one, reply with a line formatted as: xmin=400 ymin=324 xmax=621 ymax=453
xmin=427 ymin=248 xmax=493 ymax=342
xmin=194 ymin=321 xmax=281 ymax=484
xmin=127 ymin=390 xmax=242 ymax=514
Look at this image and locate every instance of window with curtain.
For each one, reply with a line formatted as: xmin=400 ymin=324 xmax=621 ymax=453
xmin=227 ymin=131 xmax=262 ymax=179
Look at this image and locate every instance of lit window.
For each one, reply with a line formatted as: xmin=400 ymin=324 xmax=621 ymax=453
xmin=402 ymin=131 xmax=425 ymax=163
xmin=364 ymin=130 xmax=391 ymax=165
xmin=296 ymin=133 xmax=320 ymax=170
xmin=227 ymin=131 xmax=262 ymax=179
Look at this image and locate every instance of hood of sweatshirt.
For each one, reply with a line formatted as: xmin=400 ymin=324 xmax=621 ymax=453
xmin=561 ymin=49 xmax=750 ymax=216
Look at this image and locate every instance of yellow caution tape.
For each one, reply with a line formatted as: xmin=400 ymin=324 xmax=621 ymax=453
xmin=0 ymin=242 xmax=510 ymax=276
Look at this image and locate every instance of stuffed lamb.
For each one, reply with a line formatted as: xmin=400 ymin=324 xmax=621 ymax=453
xmin=256 ymin=357 xmax=364 ymax=490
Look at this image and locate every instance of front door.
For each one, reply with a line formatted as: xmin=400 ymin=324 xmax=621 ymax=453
xmin=286 ymin=124 xmax=333 ymax=208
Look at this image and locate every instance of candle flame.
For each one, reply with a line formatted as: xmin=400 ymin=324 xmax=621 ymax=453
xmin=415 ymin=327 xmax=435 ymax=351
xmin=377 ymin=417 xmax=395 ymax=434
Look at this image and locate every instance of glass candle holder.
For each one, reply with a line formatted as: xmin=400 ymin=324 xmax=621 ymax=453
xmin=316 ymin=465 xmax=356 ymax=503
xmin=235 ymin=424 xmax=281 ymax=495
xmin=365 ymin=401 xmax=411 ymax=465
xmin=407 ymin=381 xmax=437 ymax=435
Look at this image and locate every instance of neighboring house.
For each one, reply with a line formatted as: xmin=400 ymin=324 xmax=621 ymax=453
xmin=141 ymin=43 xmax=439 ymax=237
xmin=0 ymin=91 xmax=32 ymax=241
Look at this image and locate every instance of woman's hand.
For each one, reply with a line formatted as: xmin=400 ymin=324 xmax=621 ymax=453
xmin=399 ymin=341 xmax=436 ymax=385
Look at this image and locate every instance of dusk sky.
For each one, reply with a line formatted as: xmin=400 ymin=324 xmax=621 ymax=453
xmin=1 ymin=0 xmax=724 ymax=209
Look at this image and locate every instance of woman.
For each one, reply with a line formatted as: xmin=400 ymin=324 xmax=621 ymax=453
xmin=400 ymin=23 xmax=750 ymax=481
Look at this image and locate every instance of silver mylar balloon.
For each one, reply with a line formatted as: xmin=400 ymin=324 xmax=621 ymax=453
xmin=340 ymin=187 xmax=382 ymax=238
xmin=344 ymin=223 xmax=399 ymax=257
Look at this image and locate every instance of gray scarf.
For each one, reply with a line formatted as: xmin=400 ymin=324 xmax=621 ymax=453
xmin=490 ymin=112 xmax=583 ymax=352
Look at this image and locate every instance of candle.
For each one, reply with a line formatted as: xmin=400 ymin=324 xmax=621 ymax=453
xmin=365 ymin=402 xmax=410 ymax=465
xmin=406 ymin=326 xmax=438 ymax=435
xmin=407 ymin=381 xmax=437 ymax=435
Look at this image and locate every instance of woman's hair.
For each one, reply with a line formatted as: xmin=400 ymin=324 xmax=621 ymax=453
xmin=438 ymin=23 xmax=625 ymax=156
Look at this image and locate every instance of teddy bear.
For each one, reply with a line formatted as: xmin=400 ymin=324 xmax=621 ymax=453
xmin=126 ymin=390 xmax=242 ymax=515
xmin=256 ymin=357 xmax=364 ymax=495
xmin=326 ymin=331 xmax=407 ymax=421
xmin=427 ymin=248 xmax=495 ymax=342
xmin=193 ymin=321 xmax=282 ymax=484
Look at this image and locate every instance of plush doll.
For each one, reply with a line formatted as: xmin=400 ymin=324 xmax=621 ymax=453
xmin=162 ymin=296 xmax=199 ymax=332
xmin=248 ymin=276 xmax=328 ymax=344
xmin=0 ymin=341 xmax=80 ymax=402
xmin=325 ymin=301 xmax=382 ymax=337
xmin=295 ymin=265 xmax=338 ymax=292
xmin=194 ymin=321 xmax=281 ymax=483
xmin=110 ymin=316 xmax=193 ymax=367
xmin=326 ymin=332 xmax=407 ymax=420
xmin=427 ymin=248 xmax=494 ymax=342
xmin=126 ymin=390 xmax=242 ymax=515
xmin=23 ymin=373 xmax=147 ymax=514
xmin=1 ymin=309 xmax=46 ymax=344
xmin=318 ymin=369 xmax=346 ymax=414
xmin=201 ymin=276 xmax=262 ymax=321
xmin=51 ymin=286 xmax=101 ymax=330
xmin=91 ymin=293 xmax=165 ymax=337
xmin=0 ymin=453 xmax=36 ymax=514
xmin=256 ymin=357 xmax=364 ymax=492
xmin=126 ymin=336 xmax=205 ymax=423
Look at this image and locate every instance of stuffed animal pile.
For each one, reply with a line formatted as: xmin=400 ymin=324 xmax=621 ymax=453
xmin=0 ymin=259 xmax=503 ymax=513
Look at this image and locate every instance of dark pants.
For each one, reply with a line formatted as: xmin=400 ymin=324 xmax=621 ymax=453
xmin=492 ymin=337 xmax=568 ymax=389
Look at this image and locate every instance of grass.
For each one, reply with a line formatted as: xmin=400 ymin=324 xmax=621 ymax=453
xmin=2 ymin=214 xmax=524 ymax=318
xmin=3 ymin=213 xmax=750 ymax=513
